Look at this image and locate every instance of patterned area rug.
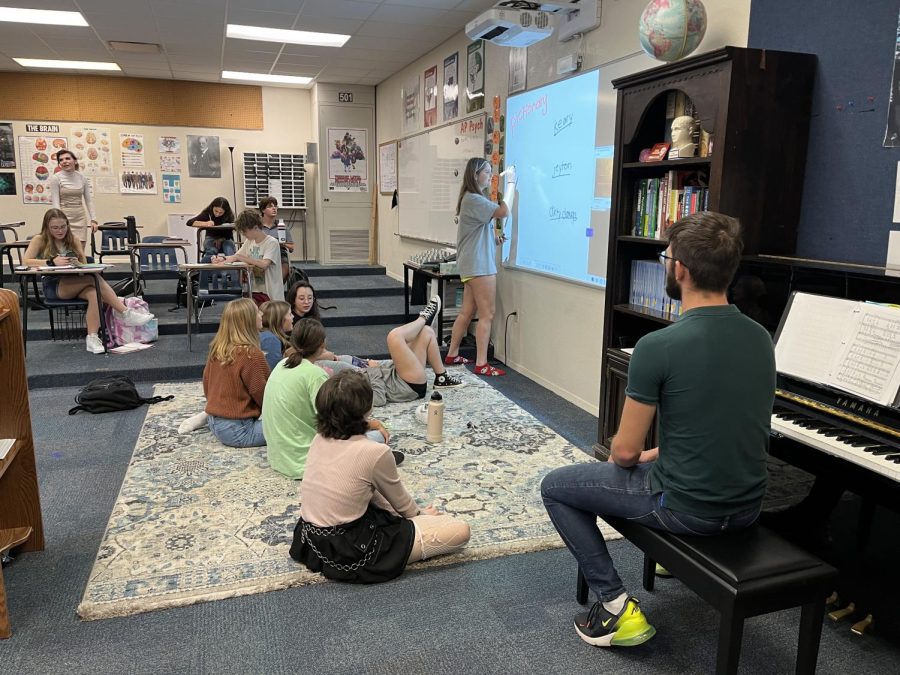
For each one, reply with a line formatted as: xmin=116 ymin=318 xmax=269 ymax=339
xmin=78 ymin=371 xmax=615 ymax=620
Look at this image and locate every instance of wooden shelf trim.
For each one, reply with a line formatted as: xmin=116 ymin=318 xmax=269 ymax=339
xmin=613 ymin=303 xmax=677 ymax=325
xmin=622 ymin=158 xmax=711 ymax=170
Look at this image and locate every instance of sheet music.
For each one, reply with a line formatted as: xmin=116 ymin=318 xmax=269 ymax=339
xmin=775 ymin=293 xmax=900 ymax=407
xmin=774 ymin=293 xmax=857 ymax=384
xmin=831 ymin=306 xmax=900 ymax=405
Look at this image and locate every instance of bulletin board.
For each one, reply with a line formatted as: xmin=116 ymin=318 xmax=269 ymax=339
xmin=397 ymin=114 xmax=486 ymax=245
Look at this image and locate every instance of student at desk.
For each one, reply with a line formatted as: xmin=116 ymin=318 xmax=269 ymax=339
xmin=23 ymin=208 xmax=154 ymax=354
xmin=214 ymin=209 xmax=284 ymax=302
xmin=540 ymin=212 xmax=775 ymax=648
xmin=189 ymin=196 xmax=235 ymax=262
xmin=258 ymin=196 xmax=293 ymax=282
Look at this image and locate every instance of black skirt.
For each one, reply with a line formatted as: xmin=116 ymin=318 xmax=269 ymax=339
xmin=290 ymin=505 xmax=415 ymax=584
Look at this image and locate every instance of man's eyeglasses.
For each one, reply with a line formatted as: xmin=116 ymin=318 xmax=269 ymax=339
xmin=658 ymin=251 xmax=677 ymax=265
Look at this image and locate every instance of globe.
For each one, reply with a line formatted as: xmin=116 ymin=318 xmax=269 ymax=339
xmin=639 ymin=0 xmax=708 ymax=62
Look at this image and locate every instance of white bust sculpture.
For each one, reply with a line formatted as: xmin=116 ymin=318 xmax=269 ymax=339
xmin=670 ymin=115 xmax=696 ymax=158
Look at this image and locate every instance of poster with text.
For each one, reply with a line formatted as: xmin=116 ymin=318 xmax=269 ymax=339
xmin=187 ymin=135 xmax=221 ymax=178
xmin=0 ymin=123 xmax=15 ymax=168
xmin=0 ymin=172 xmax=16 ymax=196
xmin=119 ymin=170 xmax=157 ymax=194
xmin=19 ymin=135 xmax=67 ymax=205
xmin=402 ymin=74 xmax=420 ymax=134
xmin=71 ymin=126 xmax=113 ymax=176
xmin=508 ymin=48 xmax=527 ymax=95
xmin=424 ymin=65 xmax=438 ymax=128
xmin=119 ymin=132 xmax=145 ymax=168
xmin=162 ymin=173 xmax=181 ymax=203
xmin=160 ymin=154 xmax=182 ymax=173
xmin=95 ymin=176 xmax=118 ymax=194
xmin=159 ymin=136 xmax=181 ymax=154
xmin=443 ymin=53 xmax=459 ymax=122
xmin=327 ymin=127 xmax=368 ymax=192
xmin=466 ymin=40 xmax=485 ymax=114
xmin=378 ymin=142 xmax=397 ymax=194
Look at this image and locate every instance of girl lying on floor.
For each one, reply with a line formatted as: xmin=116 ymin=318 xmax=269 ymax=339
xmin=289 ymin=369 xmax=470 ymax=583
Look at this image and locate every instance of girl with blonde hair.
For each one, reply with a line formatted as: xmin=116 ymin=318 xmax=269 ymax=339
xmin=203 ymin=298 xmax=270 ymax=447
xmin=259 ymin=299 xmax=292 ymax=369
xmin=23 ymin=208 xmax=154 ymax=354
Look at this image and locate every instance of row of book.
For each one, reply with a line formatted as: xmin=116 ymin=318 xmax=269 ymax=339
xmin=630 ymin=259 xmax=683 ymax=318
xmin=632 ymin=171 xmax=710 ymax=238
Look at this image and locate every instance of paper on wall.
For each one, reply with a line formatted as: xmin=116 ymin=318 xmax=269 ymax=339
xmin=71 ymin=126 xmax=113 ymax=176
xmin=119 ymin=132 xmax=145 ymax=168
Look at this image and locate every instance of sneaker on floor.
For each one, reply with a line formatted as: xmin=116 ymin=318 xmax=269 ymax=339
xmin=434 ymin=372 xmax=464 ymax=387
xmin=473 ymin=363 xmax=505 ymax=377
xmin=118 ymin=306 xmax=155 ymax=327
xmin=655 ymin=563 xmax=673 ymax=578
xmin=574 ymin=597 xmax=656 ymax=648
xmin=444 ymin=354 xmax=471 ymax=365
xmin=418 ymin=294 xmax=442 ymax=326
xmin=85 ymin=333 xmax=105 ymax=354
xmin=392 ymin=450 xmax=405 ymax=466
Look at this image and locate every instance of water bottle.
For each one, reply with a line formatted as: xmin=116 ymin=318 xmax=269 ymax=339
xmin=277 ymin=219 xmax=286 ymax=243
xmin=425 ymin=391 xmax=444 ymax=443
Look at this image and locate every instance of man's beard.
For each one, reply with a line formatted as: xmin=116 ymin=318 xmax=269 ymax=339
xmin=665 ymin=265 xmax=682 ymax=301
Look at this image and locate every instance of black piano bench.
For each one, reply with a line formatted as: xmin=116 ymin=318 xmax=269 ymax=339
xmin=576 ymin=519 xmax=837 ymax=675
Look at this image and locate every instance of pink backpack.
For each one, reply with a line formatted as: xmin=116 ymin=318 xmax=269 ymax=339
xmin=103 ymin=297 xmax=158 ymax=348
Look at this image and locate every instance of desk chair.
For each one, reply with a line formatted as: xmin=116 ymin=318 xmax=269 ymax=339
xmin=134 ymin=236 xmax=186 ymax=299
xmin=39 ymin=257 xmax=98 ymax=341
xmin=92 ymin=222 xmax=137 ymax=263
xmin=0 ymin=226 xmax=23 ymax=288
xmin=192 ymin=269 xmax=244 ymax=327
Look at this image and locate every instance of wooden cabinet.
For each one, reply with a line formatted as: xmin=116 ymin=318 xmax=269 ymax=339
xmin=595 ymin=47 xmax=816 ymax=455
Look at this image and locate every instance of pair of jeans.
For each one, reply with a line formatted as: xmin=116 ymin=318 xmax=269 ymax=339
xmin=540 ymin=462 xmax=761 ymax=602
xmin=208 ymin=414 xmax=266 ymax=448
xmin=200 ymin=237 xmax=237 ymax=263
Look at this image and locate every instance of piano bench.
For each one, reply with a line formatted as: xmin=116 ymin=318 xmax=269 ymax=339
xmin=576 ymin=519 xmax=837 ymax=675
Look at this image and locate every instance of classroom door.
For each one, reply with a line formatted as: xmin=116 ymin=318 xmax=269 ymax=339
xmin=318 ymin=102 xmax=375 ymax=264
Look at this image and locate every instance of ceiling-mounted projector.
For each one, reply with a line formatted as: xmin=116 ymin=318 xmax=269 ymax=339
xmin=465 ymin=8 xmax=553 ymax=47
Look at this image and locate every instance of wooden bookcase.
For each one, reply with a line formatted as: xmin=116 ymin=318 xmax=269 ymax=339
xmin=596 ymin=47 xmax=817 ymax=456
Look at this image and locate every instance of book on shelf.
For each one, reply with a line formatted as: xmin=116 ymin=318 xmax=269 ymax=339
xmin=629 ymin=260 xmax=682 ymax=318
xmin=631 ymin=171 xmax=709 ymax=239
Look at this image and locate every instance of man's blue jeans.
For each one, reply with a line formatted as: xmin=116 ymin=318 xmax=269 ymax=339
xmin=540 ymin=462 xmax=761 ymax=602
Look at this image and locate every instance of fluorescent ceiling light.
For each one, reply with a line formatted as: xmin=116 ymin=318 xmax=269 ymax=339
xmin=14 ymin=58 xmax=120 ymax=71
xmin=222 ymin=71 xmax=312 ymax=86
xmin=226 ymin=24 xmax=350 ymax=48
xmin=0 ymin=7 xmax=88 ymax=26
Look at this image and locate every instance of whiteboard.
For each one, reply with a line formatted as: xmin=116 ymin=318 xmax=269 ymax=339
xmin=398 ymin=114 xmax=486 ymax=245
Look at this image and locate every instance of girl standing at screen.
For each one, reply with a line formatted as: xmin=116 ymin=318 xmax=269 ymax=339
xmin=444 ymin=158 xmax=512 ymax=376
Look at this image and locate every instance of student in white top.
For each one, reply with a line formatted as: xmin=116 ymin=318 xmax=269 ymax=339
xmin=49 ymin=149 xmax=98 ymax=247
xmin=215 ymin=209 xmax=284 ymax=302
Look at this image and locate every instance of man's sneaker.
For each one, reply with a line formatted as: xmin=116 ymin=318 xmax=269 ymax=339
xmin=444 ymin=354 xmax=471 ymax=365
xmin=434 ymin=372 xmax=463 ymax=387
xmin=85 ymin=333 xmax=105 ymax=354
xmin=655 ymin=563 xmax=673 ymax=578
xmin=574 ymin=597 xmax=656 ymax=647
xmin=419 ymin=294 xmax=441 ymax=326
xmin=118 ymin=306 xmax=155 ymax=327
xmin=473 ymin=363 xmax=505 ymax=377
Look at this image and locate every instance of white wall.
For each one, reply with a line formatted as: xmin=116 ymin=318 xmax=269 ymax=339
xmin=375 ymin=0 xmax=752 ymax=413
xmin=1 ymin=86 xmax=316 ymax=250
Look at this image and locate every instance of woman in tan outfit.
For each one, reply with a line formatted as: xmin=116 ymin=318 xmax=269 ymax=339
xmin=49 ymin=149 xmax=98 ymax=247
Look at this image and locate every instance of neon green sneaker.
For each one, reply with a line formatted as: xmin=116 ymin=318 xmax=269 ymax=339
xmin=655 ymin=563 xmax=673 ymax=578
xmin=574 ymin=597 xmax=657 ymax=647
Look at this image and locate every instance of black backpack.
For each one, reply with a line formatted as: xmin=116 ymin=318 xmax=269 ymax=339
xmin=284 ymin=265 xmax=310 ymax=292
xmin=68 ymin=376 xmax=174 ymax=415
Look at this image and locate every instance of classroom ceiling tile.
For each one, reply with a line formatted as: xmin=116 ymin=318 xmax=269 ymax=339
xmin=0 ymin=0 xmax=499 ymax=87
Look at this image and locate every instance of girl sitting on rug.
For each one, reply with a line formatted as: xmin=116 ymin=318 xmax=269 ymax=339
xmin=262 ymin=319 xmax=390 ymax=479
xmin=290 ymin=370 xmax=470 ymax=583
xmin=313 ymin=295 xmax=463 ymax=406
xmin=259 ymin=300 xmax=292 ymax=370
xmin=203 ymin=298 xmax=270 ymax=448
xmin=287 ymin=279 xmax=335 ymax=325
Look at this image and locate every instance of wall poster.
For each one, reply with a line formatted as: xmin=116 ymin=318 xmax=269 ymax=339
xmin=119 ymin=170 xmax=157 ymax=194
xmin=0 ymin=123 xmax=15 ymax=168
xmin=162 ymin=173 xmax=181 ymax=203
xmin=19 ymin=135 xmax=67 ymax=204
xmin=424 ymin=65 xmax=438 ymax=128
xmin=71 ymin=126 xmax=113 ymax=176
xmin=402 ymin=74 xmax=420 ymax=134
xmin=466 ymin=40 xmax=485 ymax=114
xmin=187 ymin=134 xmax=221 ymax=178
xmin=443 ymin=53 xmax=459 ymax=122
xmin=508 ymin=47 xmax=527 ymax=95
xmin=0 ymin=172 xmax=16 ymax=196
xmin=119 ymin=132 xmax=145 ymax=168
xmin=326 ymin=128 xmax=369 ymax=192
xmin=378 ymin=141 xmax=397 ymax=195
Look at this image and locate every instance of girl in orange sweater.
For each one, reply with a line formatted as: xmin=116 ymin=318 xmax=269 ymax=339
xmin=203 ymin=298 xmax=271 ymax=447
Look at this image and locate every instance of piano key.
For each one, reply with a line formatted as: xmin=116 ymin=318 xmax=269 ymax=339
xmin=864 ymin=446 xmax=896 ymax=455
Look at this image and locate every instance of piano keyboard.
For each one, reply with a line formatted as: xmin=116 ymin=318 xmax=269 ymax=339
xmin=771 ymin=411 xmax=900 ymax=483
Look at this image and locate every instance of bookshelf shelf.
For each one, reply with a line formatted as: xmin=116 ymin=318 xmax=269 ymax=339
xmin=622 ymin=158 xmax=711 ymax=171
xmin=613 ymin=303 xmax=676 ymax=325
xmin=595 ymin=47 xmax=816 ymax=457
